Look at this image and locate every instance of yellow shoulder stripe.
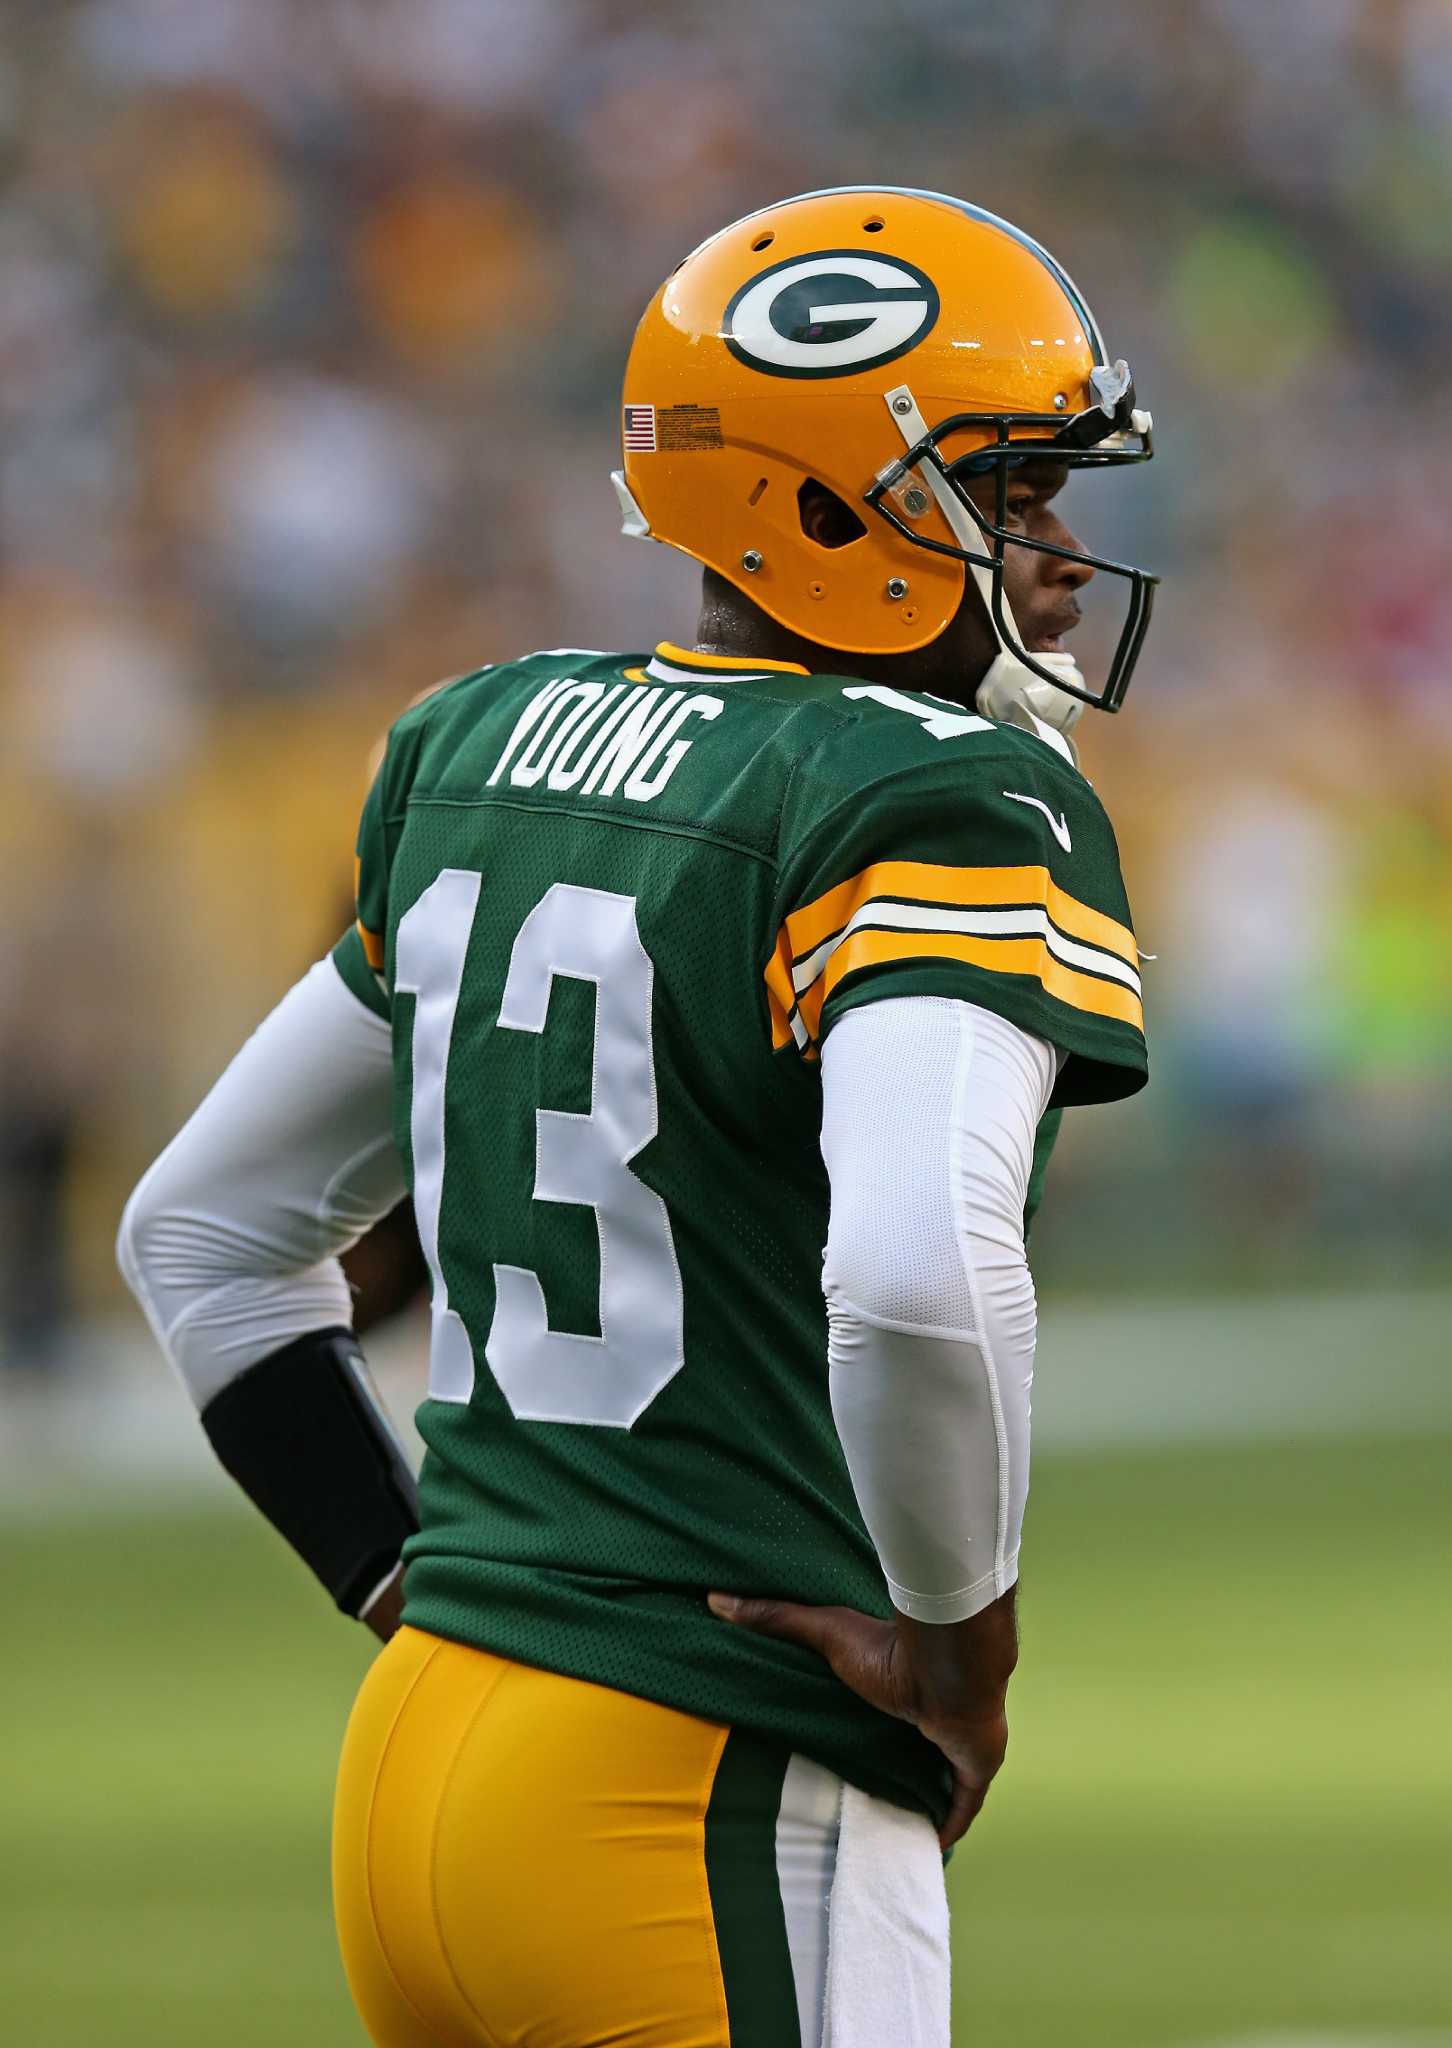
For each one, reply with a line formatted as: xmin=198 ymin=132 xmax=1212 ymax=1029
xmin=798 ymin=929 xmax=1143 ymax=1037
xmin=784 ymin=860 xmax=1139 ymax=968
xmin=765 ymin=926 xmax=799 ymax=1050
xmin=352 ymin=856 xmax=386 ymax=970
xmin=768 ymin=858 xmax=1144 ymax=1050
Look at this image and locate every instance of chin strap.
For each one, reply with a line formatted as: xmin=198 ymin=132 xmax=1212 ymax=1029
xmin=881 ymin=387 xmax=1087 ymax=740
xmin=974 ymin=633 xmax=1085 ymax=743
xmin=969 ymin=674 xmax=1079 ymax=768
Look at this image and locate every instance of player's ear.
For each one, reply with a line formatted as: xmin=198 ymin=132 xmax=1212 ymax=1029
xmin=797 ymin=478 xmax=867 ymax=551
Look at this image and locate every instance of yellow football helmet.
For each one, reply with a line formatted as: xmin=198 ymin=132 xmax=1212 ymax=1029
xmin=613 ymin=186 xmax=1156 ymax=727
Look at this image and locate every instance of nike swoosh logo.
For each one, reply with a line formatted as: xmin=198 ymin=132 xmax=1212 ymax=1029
xmin=1002 ymin=790 xmax=1072 ymax=853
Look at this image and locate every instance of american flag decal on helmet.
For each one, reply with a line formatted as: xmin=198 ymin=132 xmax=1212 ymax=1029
xmin=623 ymin=404 xmax=657 ymax=451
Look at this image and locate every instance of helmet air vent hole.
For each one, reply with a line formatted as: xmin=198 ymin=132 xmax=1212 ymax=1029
xmin=752 ymin=231 xmax=775 ymax=252
xmin=748 ymin=476 xmax=769 ymax=506
xmin=862 ymin=216 xmax=885 ymax=232
xmin=798 ymin=478 xmax=867 ymax=549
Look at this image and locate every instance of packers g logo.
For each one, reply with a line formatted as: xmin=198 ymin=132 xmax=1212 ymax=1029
xmin=723 ymin=249 xmax=940 ymax=379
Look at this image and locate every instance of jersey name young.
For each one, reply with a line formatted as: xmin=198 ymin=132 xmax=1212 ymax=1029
xmin=487 ymin=675 xmax=724 ymax=804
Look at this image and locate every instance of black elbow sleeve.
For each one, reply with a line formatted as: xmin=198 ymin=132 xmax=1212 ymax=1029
xmin=200 ymin=1327 xmax=420 ymax=1617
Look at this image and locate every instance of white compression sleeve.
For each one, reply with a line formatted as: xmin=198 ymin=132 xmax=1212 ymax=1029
xmin=117 ymin=958 xmax=406 ymax=1409
xmin=819 ymin=996 xmax=1056 ymax=1623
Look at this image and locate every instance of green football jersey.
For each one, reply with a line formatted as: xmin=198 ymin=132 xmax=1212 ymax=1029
xmin=332 ymin=640 xmax=1147 ymax=1825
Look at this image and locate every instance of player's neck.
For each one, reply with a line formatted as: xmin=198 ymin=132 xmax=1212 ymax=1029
xmin=691 ymin=572 xmax=827 ymax=673
xmin=691 ymin=571 xmax=980 ymax=708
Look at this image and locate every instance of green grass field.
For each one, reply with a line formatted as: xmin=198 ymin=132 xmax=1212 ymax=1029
xmin=4 ymin=1433 xmax=1448 ymax=2048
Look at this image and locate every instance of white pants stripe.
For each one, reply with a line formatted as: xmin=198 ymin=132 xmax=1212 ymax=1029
xmin=775 ymin=1754 xmax=845 ymax=2047
xmin=771 ymin=1752 xmax=952 ymax=2048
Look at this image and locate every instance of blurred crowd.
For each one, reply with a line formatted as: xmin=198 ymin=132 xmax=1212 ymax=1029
xmin=2 ymin=0 xmax=1450 ymax=1367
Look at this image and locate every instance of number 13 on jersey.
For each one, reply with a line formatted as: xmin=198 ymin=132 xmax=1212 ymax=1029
xmin=395 ymin=871 xmax=685 ymax=1428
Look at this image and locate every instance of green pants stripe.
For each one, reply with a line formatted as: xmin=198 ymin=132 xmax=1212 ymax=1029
xmin=704 ymin=1731 xmax=803 ymax=2045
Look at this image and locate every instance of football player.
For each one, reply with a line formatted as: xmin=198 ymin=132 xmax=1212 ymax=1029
xmin=119 ymin=188 xmax=1155 ymax=2048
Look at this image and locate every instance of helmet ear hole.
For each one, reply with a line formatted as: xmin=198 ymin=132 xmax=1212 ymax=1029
xmin=797 ymin=478 xmax=867 ymax=550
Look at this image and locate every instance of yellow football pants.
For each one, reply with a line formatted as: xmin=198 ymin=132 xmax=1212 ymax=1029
xmin=333 ymin=1626 xmax=839 ymax=2047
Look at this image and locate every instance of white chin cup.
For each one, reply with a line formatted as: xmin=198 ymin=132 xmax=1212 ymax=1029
xmin=975 ymin=649 xmax=1086 ymax=736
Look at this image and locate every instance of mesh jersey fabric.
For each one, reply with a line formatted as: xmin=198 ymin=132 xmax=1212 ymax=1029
xmin=331 ymin=643 xmax=1147 ymax=1826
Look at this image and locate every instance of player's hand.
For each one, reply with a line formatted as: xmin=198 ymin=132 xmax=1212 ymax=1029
xmin=707 ymin=1586 xmax=1017 ymax=1849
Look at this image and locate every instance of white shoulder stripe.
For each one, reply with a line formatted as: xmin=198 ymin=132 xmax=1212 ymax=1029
xmin=792 ymin=898 xmax=1143 ymax=999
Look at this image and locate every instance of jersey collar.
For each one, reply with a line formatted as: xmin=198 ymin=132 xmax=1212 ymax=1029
xmin=649 ymin=640 xmax=809 ymax=681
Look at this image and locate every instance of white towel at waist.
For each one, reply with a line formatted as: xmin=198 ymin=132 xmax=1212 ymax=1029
xmin=821 ymin=1781 xmax=952 ymax=2048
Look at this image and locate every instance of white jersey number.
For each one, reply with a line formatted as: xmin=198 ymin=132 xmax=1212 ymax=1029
xmin=840 ymin=683 xmax=992 ymax=741
xmin=395 ymin=869 xmax=481 ymax=1407
xmin=395 ymin=873 xmax=684 ymax=1427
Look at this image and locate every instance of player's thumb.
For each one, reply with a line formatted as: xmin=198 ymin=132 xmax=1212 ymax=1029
xmin=708 ymin=1591 xmax=798 ymax=1634
xmin=708 ymin=1591 xmax=828 ymax=1651
xmin=708 ymin=1592 xmax=876 ymax=1673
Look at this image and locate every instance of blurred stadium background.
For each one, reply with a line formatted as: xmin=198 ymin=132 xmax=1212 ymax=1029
xmin=1 ymin=2 xmax=1448 ymax=2043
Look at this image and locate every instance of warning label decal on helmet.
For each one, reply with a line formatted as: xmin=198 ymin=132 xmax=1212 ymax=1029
xmin=723 ymin=250 xmax=939 ymax=380
xmin=656 ymin=403 xmax=724 ymax=450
